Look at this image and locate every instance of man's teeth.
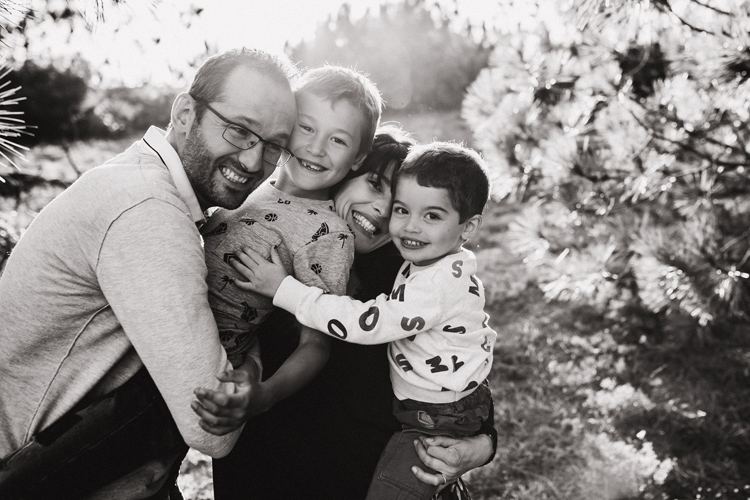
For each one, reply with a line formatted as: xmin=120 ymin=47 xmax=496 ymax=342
xmin=353 ymin=213 xmax=376 ymax=234
xmin=221 ymin=167 xmax=249 ymax=184
xmin=401 ymin=239 xmax=425 ymax=248
xmin=301 ymin=160 xmax=324 ymax=172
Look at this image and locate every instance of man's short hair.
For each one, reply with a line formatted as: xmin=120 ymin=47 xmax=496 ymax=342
xmin=189 ymin=48 xmax=297 ymax=122
xmin=293 ymin=65 xmax=382 ymax=159
xmin=394 ymin=142 xmax=491 ymax=223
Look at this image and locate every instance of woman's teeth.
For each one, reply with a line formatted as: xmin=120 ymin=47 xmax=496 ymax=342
xmin=221 ymin=167 xmax=249 ymax=184
xmin=353 ymin=212 xmax=377 ymax=234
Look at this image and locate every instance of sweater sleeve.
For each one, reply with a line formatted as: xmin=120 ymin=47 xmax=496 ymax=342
xmin=97 ymin=199 xmax=241 ymax=458
xmin=273 ymin=271 xmax=443 ymax=345
xmin=292 ymin=230 xmax=354 ymax=296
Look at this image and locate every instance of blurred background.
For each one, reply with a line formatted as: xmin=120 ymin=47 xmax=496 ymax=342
xmin=1 ymin=0 xmax=749 ymax=498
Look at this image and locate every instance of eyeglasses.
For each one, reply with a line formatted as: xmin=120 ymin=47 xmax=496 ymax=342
xmin=192 ymin=97 xmax=293 ymax=167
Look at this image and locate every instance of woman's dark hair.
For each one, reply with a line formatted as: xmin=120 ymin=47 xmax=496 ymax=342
xmin=331 ymin=123 xmax=416 ymax=198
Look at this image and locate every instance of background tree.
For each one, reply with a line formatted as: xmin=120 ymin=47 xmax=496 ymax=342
xmin=463 ymin=0 xmax=750 ymax=495
xmin=288 ymin=0 xmax=492 ymax=111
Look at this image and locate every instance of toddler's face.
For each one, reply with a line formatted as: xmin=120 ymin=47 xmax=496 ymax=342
xmin=276 ymin=92 xmax=364 ymax=199
xmin=389 ymin=176 xmax=467 ymax=266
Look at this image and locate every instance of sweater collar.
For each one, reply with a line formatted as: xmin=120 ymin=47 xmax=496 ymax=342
xmin=142 ymin=126 xmax=205 ymax=225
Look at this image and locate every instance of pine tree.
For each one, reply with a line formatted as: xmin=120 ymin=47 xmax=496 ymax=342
xmin=463 ymin=0 xmax=750 ymax=345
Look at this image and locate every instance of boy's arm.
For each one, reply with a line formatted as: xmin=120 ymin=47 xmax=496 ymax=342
xmin=257 ymin=324 xmax=330 ymax=408
xmin=192 ymin=325 xmax=330 ymax=433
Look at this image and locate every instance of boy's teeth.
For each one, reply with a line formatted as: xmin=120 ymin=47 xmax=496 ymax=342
xmin=301 ymin=160 xmax=324 ymax=172
xmin=353 ymin=213 xmax=376 ymax=233
xmin=221 ymin=167 xmax=249 ymax=184
xmin=402 ymin=239 xmax=424 ymax=248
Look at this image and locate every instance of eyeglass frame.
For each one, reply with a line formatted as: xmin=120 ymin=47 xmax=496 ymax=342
xmin=189 ymin=95 xmax=294 ymax=167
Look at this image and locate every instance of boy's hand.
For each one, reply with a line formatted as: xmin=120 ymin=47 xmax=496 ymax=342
xmin=191 ymin=366 xmax=270 ymax=435
xmin=230 ymin=246 xmax=288 ymax=298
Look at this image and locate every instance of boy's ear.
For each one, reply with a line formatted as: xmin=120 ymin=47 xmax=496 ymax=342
xmin=350 ymin=153 xmax=367 ymax=172
xmin=461 ymin=214 xmax=483 ymax=242
xmin=171 ymin=92 xmax=196 ymax=135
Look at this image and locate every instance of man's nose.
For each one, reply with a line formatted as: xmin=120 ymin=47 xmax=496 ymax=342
xmin=238 ymin=145 xmax=265 ymax=173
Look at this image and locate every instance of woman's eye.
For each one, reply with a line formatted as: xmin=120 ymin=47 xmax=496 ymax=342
xmin=367 ymin=179 xmax=382 ymax=192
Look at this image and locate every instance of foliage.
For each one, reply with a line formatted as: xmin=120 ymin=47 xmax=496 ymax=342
xmin=287 ymin=0 xmax=492 ymax=111
xmin=463 ymin=0 xmax=750 ymax=496
xmin=463 ymin=0 xmax=750 ymax=344
xmin=8 ymin=60 xmax=89 ymax=145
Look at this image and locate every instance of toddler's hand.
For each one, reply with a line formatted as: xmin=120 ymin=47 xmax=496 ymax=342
xmin=230 ymin=246 xmax=288 ymax=298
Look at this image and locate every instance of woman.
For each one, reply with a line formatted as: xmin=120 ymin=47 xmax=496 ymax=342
xmin=211 ymin=125 xmax=497 ymax=499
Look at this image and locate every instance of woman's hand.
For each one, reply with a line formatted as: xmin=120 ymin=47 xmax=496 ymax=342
xmin=411 ymin=434 xmax=494 ymax=490
xmin=230 ymin=246 xmax=288 ymax=298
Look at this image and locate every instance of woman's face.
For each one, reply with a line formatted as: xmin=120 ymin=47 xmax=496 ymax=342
xmin=333 ymin=161 xmax=397 ymax=254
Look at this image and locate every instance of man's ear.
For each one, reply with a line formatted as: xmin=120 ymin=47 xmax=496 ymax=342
xmin=171 ymin=92 xmax=196 ymax=135
xmin=461 ymin=214 xmax=482 ymax=242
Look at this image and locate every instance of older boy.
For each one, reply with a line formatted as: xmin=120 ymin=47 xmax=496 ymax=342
xmin=234 ymin=142 xmax=496 ymax=500
xmin=192 ymin=65 xmax=382 ymax=422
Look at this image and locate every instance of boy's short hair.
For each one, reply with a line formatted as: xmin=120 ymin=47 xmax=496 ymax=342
xmin=394 ymin=142 xmax=491 ymax=223
xmin=293 ymin=65 xmax=382 ymax=159
xmin=189 ymin=48 xmax=297 ymax=122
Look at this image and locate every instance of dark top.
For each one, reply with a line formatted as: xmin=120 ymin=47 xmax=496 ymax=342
xmin=212 ymin=242 xmax=497 ymax=500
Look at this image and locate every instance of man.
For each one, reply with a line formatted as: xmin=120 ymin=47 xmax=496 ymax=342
xmin=0 ymin=48 xmax=297 ymax=499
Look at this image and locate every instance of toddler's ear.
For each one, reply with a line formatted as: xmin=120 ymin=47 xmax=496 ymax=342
xmin=461 ymin=214 xmax=483 ymax=242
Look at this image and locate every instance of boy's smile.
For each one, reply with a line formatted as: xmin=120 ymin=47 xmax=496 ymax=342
xmin=274 ymin=92 xmax=364 ymax=200
xmin=389 ymin=176 xmax=469 ymax=266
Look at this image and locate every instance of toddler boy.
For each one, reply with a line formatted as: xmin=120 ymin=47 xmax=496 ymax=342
xmin=236 ymin=142 xmax=496 ymax=499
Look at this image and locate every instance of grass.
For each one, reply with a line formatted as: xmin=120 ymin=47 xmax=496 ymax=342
xmin=4 ymin=112 xmax=750 ymax=499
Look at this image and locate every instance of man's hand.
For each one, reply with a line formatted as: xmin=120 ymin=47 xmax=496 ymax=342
xmin=230 ymin=246 xmax=288 ymax=298
xmin=191 ymin=365 xmax=270 ymax=436
xmin=411 ymin=434 xmax=494 ymax=491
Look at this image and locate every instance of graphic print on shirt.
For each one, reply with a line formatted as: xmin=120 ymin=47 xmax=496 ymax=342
xmin=395 ymin=353 xmax=413 ymax=371
xmin=311 ymin=263 xmax=323 ymax=274
xmin=311 ymin=222 xmax=330 ymax=241
xmin=204 ymin=222 xmax=227 ymax=237
xmin=241 ymin=302 xmax=258 ymax=322
xmin=219 ymin=275 xmax=232 ymax=291
xmin=451 ymin=355 xmax=465 ymax=372
xmin=425 ymin=355 xmax=449 ymax=373
xmin=469 ymin=275 xmax=480 ymax=297
xmin=481 ymin=336 xmax=492 ymax=352
xmin=307 ymin=209 xmax=318 ymax=215
xmin=264 ymin=213 xmax=278 ymax=222
xmin=337 ymin=233 xmax=349 ymax=248
xmin=239 ymin=218 xmax=257 ymax=226
xmin=452 ymin=260 xmax=463 ymax=278
xmin=277 ymin=198 xmax=290 ymax=205
xmin=443 ymin=324 xmax=467 ymax=334
xmin=401 ymin=264 xmax=411 ymax=279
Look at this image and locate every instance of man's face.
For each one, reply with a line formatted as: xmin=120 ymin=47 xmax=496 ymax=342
xmin=182 ymin=66 xmax=297 ymax=210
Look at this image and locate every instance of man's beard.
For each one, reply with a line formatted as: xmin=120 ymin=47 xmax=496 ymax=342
xmin=181 ymin=125 xmax=257 ymax=210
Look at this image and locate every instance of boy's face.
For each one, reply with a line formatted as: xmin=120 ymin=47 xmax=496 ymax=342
xmin=389 ymin=176 xmax=473 ymax=266
xmin=274 ymin=92 xmax=364 ymax=200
